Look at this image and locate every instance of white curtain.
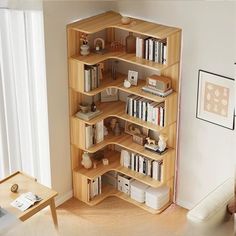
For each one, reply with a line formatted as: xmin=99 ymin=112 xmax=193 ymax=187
xmin=0 ymin=8 xmax=51 ymax=186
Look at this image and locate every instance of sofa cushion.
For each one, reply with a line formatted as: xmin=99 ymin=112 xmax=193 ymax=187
xmin=187 ymin=178 xmax=234 ymax=223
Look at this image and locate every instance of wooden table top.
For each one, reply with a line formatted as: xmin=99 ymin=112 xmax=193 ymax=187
xmin=0 ymin=172 xmax=57 ymax=219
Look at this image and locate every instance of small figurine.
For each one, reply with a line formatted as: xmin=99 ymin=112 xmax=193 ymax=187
xmin=144 ymin=137 xmax=159 ymax=152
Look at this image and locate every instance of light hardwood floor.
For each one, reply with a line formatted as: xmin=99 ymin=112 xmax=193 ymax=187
xmin=4 ymin=197 xmax=187 ymax=236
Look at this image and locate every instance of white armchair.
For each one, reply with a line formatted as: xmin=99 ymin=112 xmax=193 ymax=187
xmin=187 ymin=178 xmax=234 ymax=229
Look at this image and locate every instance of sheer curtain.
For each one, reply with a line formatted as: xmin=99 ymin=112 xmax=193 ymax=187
xmin=0 ymin=8 xmax=51 ymax=186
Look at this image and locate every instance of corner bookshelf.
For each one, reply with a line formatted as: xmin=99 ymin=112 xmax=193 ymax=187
xmin=67 ymin=11 xmax=181 ymax=214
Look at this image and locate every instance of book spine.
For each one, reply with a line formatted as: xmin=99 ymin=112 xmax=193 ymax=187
xmin=145 ymin=39 xmax=149 ymax=60
xmin=136 ymin=37 xmax=140 ymax=57
xmin=148 ymin=38 xmax=153 ymax=61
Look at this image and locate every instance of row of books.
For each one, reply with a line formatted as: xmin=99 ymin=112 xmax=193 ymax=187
xmin=85 ymin=120 xmax=104 ymax=149
xmin=84 ymin=64 xmax=101 ymax=92
xmin=136 ymin=37 xmax=167 ymax=64
xmin=120 ymin=151 xmax=163 ymax=181
xmin=88 ymin=176 xmax=102 ymax=200
xmin=125 ymin=95 xmax=165 ymax=127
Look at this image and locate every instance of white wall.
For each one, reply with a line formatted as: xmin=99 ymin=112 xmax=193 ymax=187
xmin=116 ymin=1 xmax=236 ymax=209
xmin=43 ymin=1 xmax=116 ymax=204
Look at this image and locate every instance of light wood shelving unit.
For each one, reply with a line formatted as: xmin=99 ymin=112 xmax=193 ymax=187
xmin=67 ymin=11 xmax=181 ymax=214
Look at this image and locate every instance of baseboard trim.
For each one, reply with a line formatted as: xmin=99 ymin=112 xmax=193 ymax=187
xmin=55 ymin=190 xmax=73 ymax=207
xmin=176 ymin=199 xmax=193 ymax=210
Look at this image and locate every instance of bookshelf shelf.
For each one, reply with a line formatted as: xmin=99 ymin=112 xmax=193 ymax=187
xmin=75 ymin=150 xmax=163 ymax=188
xmin=74 ymin=100 xmax=170 ymax=132
xmin=68 ymin=11 xmax=181 ymax=214
xmin=68 ymin=11 xmax=180 ymax=40
xmin=87 ymin=184 xmax=172 ymax=214
xmin=71 ymin=125 xmax=174 ymax=161
xmin=70 ymin=68 xmax=177 ymax=104
xmin=71 ymin=51 xmax=168 ymax=72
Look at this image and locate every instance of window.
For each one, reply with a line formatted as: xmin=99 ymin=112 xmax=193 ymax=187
xmin=0 ymin=8 xmax=51 ymax=186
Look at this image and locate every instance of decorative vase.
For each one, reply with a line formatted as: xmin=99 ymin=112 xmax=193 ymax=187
xmin=81 ymin=152 xmax=92 ymax=169
xmin=125 ymin=32 xmax=136 ymax=53
xmin=158 ymin=134 xmax=168 ymax=152
xmin=80 ymin=44 xmax=90 ymax=56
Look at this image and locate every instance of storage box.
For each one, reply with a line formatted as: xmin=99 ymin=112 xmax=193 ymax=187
xmin=145 ymin=186 xmax=170 ymax=210
xmin=130 ymin=180 xmax=149 ymax=203
xmin=117 ymin=174 xmax=133 ymax=195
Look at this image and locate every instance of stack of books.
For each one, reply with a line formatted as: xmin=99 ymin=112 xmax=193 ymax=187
xmin=125 ymin=95 xmax=165 ymax=127
xmin=142 ymin=86 xmax=173 ymax=98
xmin=87 ymin=176 xmax=102 ymax=201
xmin=84 ymin=64 xmax=101 ymax=92
xmin=120 ymin=151 xmax=163 ymax=181
xmin=136 ymin=37 xmax=167 ymax=64
xmin=85 ymin=120 xmax=104 ymax=149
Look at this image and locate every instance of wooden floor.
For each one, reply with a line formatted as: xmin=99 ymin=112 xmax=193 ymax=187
xmin=3 ymin=197 xmax=234 ymax=236
xmin=4 ymin=197 xmax=187 ymax=236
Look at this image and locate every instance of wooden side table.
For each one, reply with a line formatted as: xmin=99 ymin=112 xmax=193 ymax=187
xmin=0 ymin=171 xmax=58 ymax=227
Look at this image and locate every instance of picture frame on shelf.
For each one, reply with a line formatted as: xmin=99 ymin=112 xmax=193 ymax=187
xmin=196 ymin=70 xmax=235 ymax=130
xmin=128 ymin=70 xmax=138 ymax=86
xmin=125 ymin=121 xmax=149 ymax=136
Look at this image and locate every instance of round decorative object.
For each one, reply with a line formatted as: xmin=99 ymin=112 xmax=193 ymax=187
xmin=121 ymin=16 xmax=131 ymax=25
xmin=80 ymin=44 xmax=90 ymax=56
xmin=81 ymin=152 xmax=93 ymax=169
xmin=11 ymin=184 xmax=18 ymax=193
xmin=79 ymin=103 xmax=90 ymax=113
xmin=124 ymin=79 xmax=131 ymax=88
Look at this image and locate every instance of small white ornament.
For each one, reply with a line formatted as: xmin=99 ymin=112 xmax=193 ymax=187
xmin=158 ymin=134 xmax=168 ymax=152
xmin=81 ymin=152 xmax=92 ymax=169
xmin=124 ymin=79 xmax=131 ymax=88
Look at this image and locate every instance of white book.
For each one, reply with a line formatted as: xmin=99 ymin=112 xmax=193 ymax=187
xmin=124 ymin=152 xmax=131 ymax=168
xmin=131 ymin=153 xmax=135 ymax=171
xmin=138 ymin=156 xmax=144 ymax=174
xmin=95 ymin=120 xmax=104 ymax=143
xmin=163 ymin=44 xmax=167 ymax=64
xmin=152 ymin=161 xmax=159 ymax=180
xmin=145 ymin=39 xmax=149 ymax=60
xmin=135 ymin=155 xmax=139 ymax=172
xmin=160 ymin=106 xmax=164 ymax=127
xmin=139 ymin=38 xmax=144 ymax=58
xmin=84 ymin=69 xmax=91 ymax=92
xmin=147 ymin=160 xmax=152 ymax=177
xmin=98 ymin=176 xmax=102 ymax=194
xmin=85 ymin=126 xmax=93 ymax=149
xmin=148 ymin=38 xmax=153 ymax=61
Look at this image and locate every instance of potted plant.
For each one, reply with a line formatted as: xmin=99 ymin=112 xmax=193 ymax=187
xmin=80 ymin=33 xmax=90 ymax=56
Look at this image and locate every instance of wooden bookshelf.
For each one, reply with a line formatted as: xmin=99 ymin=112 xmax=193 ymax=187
xmin=67 ymin=11 xmax=181 ymax=214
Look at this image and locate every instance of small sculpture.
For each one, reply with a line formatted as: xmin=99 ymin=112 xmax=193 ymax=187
xmin=94 ymin=38 xmax=105 ymax=54
xmin=11 ymin=184 xmax=19 ymax=193
xmin=146 ymin=137 xmax=156 ymax=145
xmin=158 ymin=134 xmax=168 ymax=152
xmin=81 ymin=152 xmax=92 ymax=169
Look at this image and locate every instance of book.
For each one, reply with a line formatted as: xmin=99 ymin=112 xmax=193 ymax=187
xmin=95 ymin=120 xmax=104 ymax=143
xmin=76 ymin=110 xmax=102 ymax=121
xmin=85 ymin=125 xmax=93 ymax=149
xmin=142 ymin=86 xmax=173 ymax=97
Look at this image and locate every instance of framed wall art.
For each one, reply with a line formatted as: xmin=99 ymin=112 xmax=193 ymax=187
xmin=196 ymin=70 xmax=235 ymax=130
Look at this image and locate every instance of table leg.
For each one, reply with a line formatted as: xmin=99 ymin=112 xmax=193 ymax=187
xmin=49 ymin=198 xmax=58 ymax=228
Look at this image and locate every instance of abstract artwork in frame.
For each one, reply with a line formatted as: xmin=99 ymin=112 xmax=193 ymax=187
xmin=196 ymin=70 xmax=235 ymax=130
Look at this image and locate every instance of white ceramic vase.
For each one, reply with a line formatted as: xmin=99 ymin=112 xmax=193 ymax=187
xmin=80 ymin=44 xmax=90 ymax=56
xmin=81 ymin=152 xmax=92 ymax=169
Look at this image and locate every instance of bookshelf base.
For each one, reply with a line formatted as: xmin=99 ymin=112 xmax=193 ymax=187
xmin=82 ymin=184 xmax=172 ymax=214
